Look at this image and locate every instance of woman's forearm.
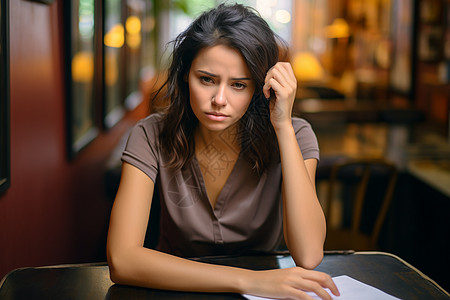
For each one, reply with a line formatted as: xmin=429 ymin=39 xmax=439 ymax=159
xmin=108 ymin=246 xmax=250 ymax=293
xmin=108 ymin=246 xmax=339 ymax=299
xmin=275 ymin=124 xmax=326 ymax=269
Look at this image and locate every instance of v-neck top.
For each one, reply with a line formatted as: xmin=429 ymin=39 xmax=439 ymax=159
xmin=121 ymin=113 xmax=320 ymax=258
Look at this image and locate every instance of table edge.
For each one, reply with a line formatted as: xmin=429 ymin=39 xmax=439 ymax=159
xmin=1 ymin=252 xmax=448 ymax=298
xmin=355 ymin=251 xmax=450 ymax=297
xmin=0 ymin=262 xmax=108 ymax=290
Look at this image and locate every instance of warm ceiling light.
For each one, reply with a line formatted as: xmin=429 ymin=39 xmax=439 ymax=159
xmin=292 ymin=52 xmax=325 ymax=82
xmin=275 ymin=9 xmax=291 ymax=24
xmin=325 ymin=18 xmax=350 ymax=39
xmin=126 ymin=16 xmax=141 ymax=34
xmin=104 ymin=24 xmax=125 ymax=48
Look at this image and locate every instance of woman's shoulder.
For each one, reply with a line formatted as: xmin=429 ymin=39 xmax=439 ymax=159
xmin=126 ymin=113 xmax=166 ymax=144
xmin=137 ymin=112 xmax=164 ymax=124
xmin=135 ymin=113 xmax=165 ymax=131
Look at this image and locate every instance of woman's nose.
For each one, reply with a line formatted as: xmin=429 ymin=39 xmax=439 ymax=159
xmin=212 ymin=84 xmax=227 ymax=106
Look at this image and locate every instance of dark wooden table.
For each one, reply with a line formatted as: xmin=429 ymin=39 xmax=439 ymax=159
xmin=0 ymin=252 xmax=449 ymax=299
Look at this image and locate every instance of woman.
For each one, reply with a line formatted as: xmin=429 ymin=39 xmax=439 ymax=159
xmin=107 ymin=4 xmax=339 ymax=299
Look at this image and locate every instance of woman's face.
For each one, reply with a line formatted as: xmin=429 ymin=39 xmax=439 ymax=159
xmin=188 ymin=44 xmax=255 ymax=133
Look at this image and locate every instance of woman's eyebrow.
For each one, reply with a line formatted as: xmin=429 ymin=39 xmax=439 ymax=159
xmin=197 ymin=70 xmax=251 ymax=81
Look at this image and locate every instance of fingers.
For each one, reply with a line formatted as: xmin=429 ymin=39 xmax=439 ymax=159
xmin=263 ymin=62 xmax=297 ymax=128
xmin=282 ymin=270 xmax=334 ymax=300
xmin=248 ymin=267 xmax=338 ymax=300
xmin=263 ymin=62 xmax=297 ymax=100
xmin=298 ymin=269 xmax=340 ymax=297
xmin=272 ymin=268 xmax=338 ymax=299
xmin=295 ymin=280 xmax=333 ymax=300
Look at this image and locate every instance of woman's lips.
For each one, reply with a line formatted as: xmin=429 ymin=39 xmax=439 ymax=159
xmin=205 ymin=112 xmax=229 ymax=121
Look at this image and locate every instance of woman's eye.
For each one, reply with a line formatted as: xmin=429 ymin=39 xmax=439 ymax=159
xmin=233 ymin=82 xmax=246 ymax=90
xmin=200 ymin=76 xmax=214 ymax=84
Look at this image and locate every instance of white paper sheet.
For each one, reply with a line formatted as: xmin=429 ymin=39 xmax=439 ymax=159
xmin=243 ymin=275 xmax=402 ymax=300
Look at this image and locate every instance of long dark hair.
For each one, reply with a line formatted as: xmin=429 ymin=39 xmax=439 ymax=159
xmin=156 ymin=3 xmax=288 ymax=173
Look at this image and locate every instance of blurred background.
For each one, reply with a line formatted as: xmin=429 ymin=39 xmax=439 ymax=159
xmin=0 ymin=0 xmax=449 ymax=291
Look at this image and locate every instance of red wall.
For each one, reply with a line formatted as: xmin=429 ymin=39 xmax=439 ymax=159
xmin=0 ymin=0 xmax=141 ymax=279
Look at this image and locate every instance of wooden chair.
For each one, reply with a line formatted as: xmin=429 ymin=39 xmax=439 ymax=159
xmin=323 ymin=158 xmax=398 ymax=251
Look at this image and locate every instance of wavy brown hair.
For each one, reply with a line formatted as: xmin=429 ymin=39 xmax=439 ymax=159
xmin=154 ymin=3 xmax=288 ymax=173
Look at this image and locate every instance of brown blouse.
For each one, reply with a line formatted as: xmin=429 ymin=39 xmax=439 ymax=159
xmin=122 ymin=114 xmax=320 ymax=257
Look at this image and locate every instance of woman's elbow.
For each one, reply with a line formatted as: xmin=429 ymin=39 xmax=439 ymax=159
xmin=109 ymin=267 xmax=121 ymax=284
xmin=107 ymin=251 xmax=129 ymax=285
xmin=108 ymin=259 xmax=121 ymax=284
xmin=305 ymin=251 xmax=324 ymax=269
xmin=296 ymin=250 xmax=324 ymax=270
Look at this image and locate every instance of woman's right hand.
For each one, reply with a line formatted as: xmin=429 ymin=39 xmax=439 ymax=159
xmin=243 ymin=267 xmax=340 ymax=300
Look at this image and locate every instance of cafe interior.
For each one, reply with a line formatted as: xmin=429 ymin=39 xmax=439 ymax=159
xmin=0 ymin=0 xmax=449 ymax=294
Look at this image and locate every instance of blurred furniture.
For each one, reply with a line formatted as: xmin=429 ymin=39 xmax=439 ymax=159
xmin=379 ymin=108 xmax=425 ymax=170
xmin=294 ymin=98 xmax=381 ymax=130
xmin=1 ymin=252 xmax=448 ymax=299
xmin=323 ymin=158 xmax=398 ymax=251
xmin=294 ymin=100 xmax=425 ymax=130
xmin=297 ymin=85 xmax=346 ymax=100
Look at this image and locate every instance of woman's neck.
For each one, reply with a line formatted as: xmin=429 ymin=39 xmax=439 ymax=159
xmin=194 ymin=124 xmax=240 ymax=153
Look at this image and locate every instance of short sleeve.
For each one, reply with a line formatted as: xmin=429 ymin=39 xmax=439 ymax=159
xmin=121 ymin=115 xmax=162 ymax=182
xmin=292 ymin=117 xmax=320 ymax=162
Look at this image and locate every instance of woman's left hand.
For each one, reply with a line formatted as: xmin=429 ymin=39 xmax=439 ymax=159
xmin=263 ymin=62 xmax=297 ymax=130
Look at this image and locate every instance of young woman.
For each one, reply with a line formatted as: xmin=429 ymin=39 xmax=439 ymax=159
xmin=107 ymin=4 xmax=339 ymax=299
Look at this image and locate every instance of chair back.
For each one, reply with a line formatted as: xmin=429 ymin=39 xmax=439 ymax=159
xmin=324 ymin=158 xmax=398 ymax=250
